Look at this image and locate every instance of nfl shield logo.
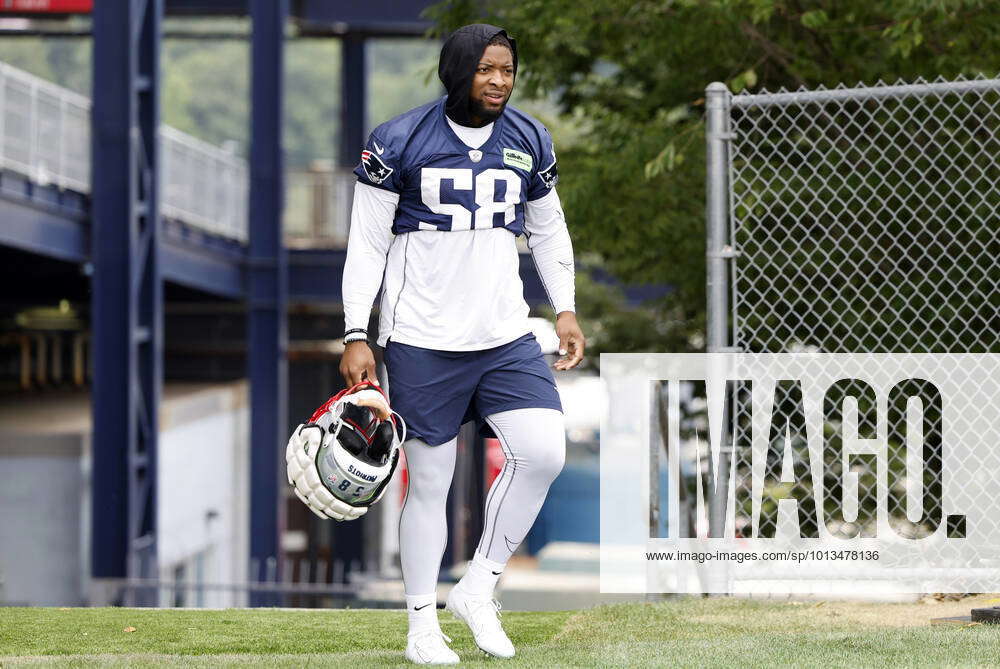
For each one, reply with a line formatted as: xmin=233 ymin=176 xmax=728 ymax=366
xmin=469 ymin=150 xmax=483 ymax=163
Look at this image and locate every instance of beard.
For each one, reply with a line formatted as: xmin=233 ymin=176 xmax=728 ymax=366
xmin=468 ymin=97 xmax=505 ymax=126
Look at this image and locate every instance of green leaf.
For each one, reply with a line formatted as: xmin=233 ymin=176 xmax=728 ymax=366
xmin=800 ymin=9 xmax=829 ymax=29
xmin=729 ymin=68 xmax=758 ymax=93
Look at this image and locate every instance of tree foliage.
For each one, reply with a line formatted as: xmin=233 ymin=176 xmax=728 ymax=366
xmin=426 ymin=0 xmax=1000 ymax=352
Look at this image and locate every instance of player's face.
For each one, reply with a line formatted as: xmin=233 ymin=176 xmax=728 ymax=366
xmin=469 ymin=44 xmax=514 ymax=125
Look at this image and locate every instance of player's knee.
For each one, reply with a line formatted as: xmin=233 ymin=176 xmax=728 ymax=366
xmin=401 ymin=438 xmax=456 ymax=502
xmin=407 ymin=470 xmax=450 ymax=503
xmin=405 ymin=460 xmax=452 ymax=503
xmin=522 ymin=409 xmax=565 ymax=481
xmin=536 ymin=438 xmax=565 ymax=483
xmin=531 ymin=419 xmax=566 ymax=483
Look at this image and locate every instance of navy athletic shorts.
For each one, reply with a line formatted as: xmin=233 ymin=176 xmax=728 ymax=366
xmin=383 ymin=333 xmax=562 ymax=446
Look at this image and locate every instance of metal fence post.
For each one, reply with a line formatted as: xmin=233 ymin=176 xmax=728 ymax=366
xmin=704 ymin=82 xmax=735 ymax=592
xmin=705 ymin=81 xmax=732 ymax=355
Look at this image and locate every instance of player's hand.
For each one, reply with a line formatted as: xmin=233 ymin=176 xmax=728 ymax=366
xmin=340 ymin=341 xmax=377 ymax=386
xmin=554 ymin=311 xmax=585 ymax=371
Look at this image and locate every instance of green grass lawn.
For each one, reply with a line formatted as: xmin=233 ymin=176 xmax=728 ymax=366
xmin=1 ymin=596 xmax=999 ymax=667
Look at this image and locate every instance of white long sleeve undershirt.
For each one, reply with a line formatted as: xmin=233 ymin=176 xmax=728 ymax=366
xmin=524 ymin=188 xmax=576 ymax=315
xmin=341 ymin=182 xmax=397 ymax=336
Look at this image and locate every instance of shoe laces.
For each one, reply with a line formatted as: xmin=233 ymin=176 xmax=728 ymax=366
xmin=469 ymin=598 xmax=504 ymax=633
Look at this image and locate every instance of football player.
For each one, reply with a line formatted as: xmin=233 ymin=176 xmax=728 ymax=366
xmin=340 ymin=23 xmax=584 ymax=664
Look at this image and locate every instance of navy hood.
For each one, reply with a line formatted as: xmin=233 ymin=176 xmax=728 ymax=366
xmin=438 ymin=23 xmax=518 ymax=128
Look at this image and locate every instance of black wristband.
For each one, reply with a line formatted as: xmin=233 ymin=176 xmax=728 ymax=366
xmin=344 ymin=328 xmax=368 ymax=344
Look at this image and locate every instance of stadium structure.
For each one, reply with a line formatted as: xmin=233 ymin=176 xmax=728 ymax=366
xmin=0 ymin=1 xmax=604 ymax=609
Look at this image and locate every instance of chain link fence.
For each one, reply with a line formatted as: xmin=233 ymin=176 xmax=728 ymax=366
xmin=705 ymin=75 xmax=1000 ymax=593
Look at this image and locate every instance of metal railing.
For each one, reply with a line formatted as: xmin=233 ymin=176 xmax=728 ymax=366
xmin=0 ymin=60 xmax=361 ymax=247
xmin=0 ymin=61 xmax=90 ymax=192
xmin=705 ymin=75 xmax=1000 ymax=592
xmin=93 ymin=556 xmax=383 ymax=608
xmin=284 ymin=162 xmax=355 ymax=247
xmin=160 ymin=126 xmax=248 ymax=241
xmin=0 ymin=60 xmax=249 ymax=242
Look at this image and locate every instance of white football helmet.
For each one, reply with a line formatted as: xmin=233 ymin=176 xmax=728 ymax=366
xmin=285 ymin=381 xmax=405 ymax=521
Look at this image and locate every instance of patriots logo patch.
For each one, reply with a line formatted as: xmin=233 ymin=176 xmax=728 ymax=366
xmin=538 ymin=147 xmax=558 ymax=188
xmin=361 ymin=146 xmax=393 ymax=185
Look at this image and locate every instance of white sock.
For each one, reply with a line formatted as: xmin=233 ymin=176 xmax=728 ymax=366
xmin=406 ymin=593 xmax=439 ymax=635
xmin=456 ymin=552 xmax=506 ymax=598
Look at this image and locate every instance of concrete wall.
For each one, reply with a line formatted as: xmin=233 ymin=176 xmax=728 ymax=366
xmin=157 ymin=383 xmax=249 ymax=608
xmin=0 ymin=433 xmax=87 ymax=606
xmin=0 ymin=381 xmax=249 ymax=607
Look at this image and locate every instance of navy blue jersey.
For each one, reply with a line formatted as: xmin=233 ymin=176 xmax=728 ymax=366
xmin=354 ymin=97 xmax=558 ymax=236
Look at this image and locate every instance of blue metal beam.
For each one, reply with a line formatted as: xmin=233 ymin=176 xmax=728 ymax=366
xmin=91 ymin=0 xmax=163 ymax=603
xmin=164 ymin=0 xmax=436 ymax=30
xmin=339 ymin=34 xmax=366 ymax=167
xmin=248 ymin=0 xmax=288 ymax=604
xmin=288 ymin=248 xmax=345 ymax=303
xmin=0 ymin=172 xmax=88 ymax=263
xmin=165 ymin=0 xmax=247 ymax=14
xmin=294 ymin=0 xmax=435 ymax=36
xmin=162 ymin=219 xmax=246 ymax=298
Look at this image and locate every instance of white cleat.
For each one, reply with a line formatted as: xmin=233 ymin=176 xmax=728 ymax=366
xmin=404 ymin=629 xmax=460 ymax=665
xmin=445 ymin=588 xmax=515 ymax=659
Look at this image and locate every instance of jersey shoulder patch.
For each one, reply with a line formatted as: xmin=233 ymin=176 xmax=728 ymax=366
xmin=537 ymin=145 xmax=558 ymax=188
xmin=360 ymin=142 xmax=393 ymax=185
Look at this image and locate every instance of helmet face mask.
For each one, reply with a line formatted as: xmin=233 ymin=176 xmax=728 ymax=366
xmin=335 ymin=402 xmax=397 ymax=466
xmin=367 ymin=420 xmax=397 ymax=464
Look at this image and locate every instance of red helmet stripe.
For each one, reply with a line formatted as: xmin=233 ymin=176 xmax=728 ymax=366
xmin=308 ymin=380 xmax=389 ymax=424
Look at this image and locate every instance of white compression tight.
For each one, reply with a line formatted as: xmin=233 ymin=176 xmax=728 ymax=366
xmin=399 ymin=407 xmax=565 ymax=595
